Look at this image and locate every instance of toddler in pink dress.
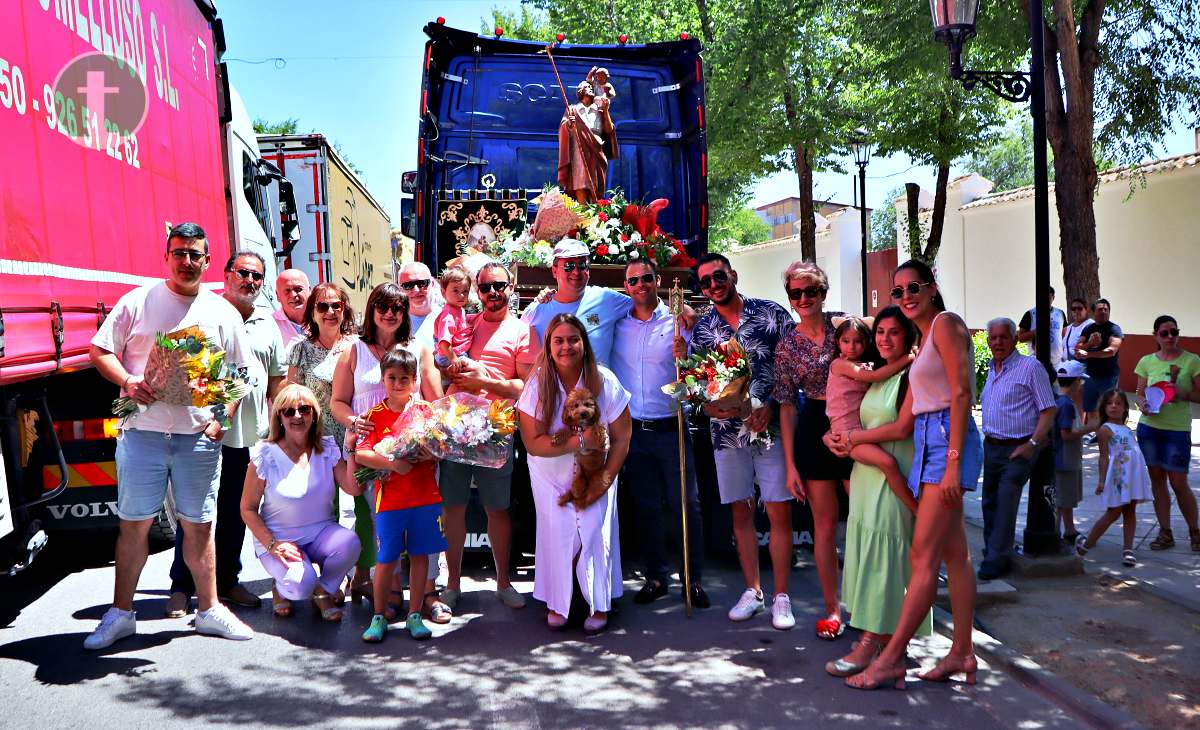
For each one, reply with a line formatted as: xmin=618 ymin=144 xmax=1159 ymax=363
xmin=826 ymin=318 xmax=914 ymax=506
xmin=433 ymin=266 xmax=478 ymax=369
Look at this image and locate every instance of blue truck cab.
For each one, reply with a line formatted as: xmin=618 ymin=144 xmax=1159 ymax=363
xmin=403 ymin=22 xmax=708 ymax=268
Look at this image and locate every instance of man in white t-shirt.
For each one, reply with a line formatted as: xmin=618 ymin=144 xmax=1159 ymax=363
xmin=85 ymin=223 xmax=255 ymax=649
xmin=400 ymin=261 xmax=441 ymax=351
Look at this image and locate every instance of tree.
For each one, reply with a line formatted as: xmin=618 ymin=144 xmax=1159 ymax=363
xmin=869 ymin=185 xmax=902 ymax=251
xmin=253 ymin=117 xmax=299 ymax=135
xmin=483 ymin=6 xmax=555 ymax=41
xmin=1016 ymin=0 xmax=1200 ymax=304
xmin=709 ymin=206 xmax=771 ymax=252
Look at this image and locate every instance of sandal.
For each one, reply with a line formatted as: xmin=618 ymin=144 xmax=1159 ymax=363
xmin=845 ymin=658 xmax=907 ymax=691
xmin=826 ymin=636 xmax=881 ymax=677
xmin=1122 ymin=550 xmax=1136 ymax=567
xmin=815 ymin=616 xmax=846 ymax=641
xmin=917 ymin=653 xmax=978 ymax=685
xmin=349 ymin=577 xmax=374 ymax=605
xmin=424 ymin=592 xmax=452 ymax=625
xmin=312 ymin=593 xmax=343 ymax=622
xmin=1150 ymin=528 xmax=1175 ymax=551
xmin=1074 ymin=534 xmax=1090 ymax=556
xmin=272 ymin=588 xmax=293 ymax=618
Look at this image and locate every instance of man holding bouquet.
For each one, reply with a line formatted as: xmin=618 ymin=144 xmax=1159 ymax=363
xmin=442 ymin=262 xmax=541 ymax=610
xmin=688 ymin=253 xmax=798 ymax=630
xmin=85 ymin=223 xmax=255 ymax=649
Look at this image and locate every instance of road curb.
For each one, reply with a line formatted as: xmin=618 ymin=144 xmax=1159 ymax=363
xmin=932 ymin=606 xmax=1144 ymax=730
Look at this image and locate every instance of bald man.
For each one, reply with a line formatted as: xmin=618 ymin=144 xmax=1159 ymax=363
xmin=273 ymin=269 xmax=311 ymax=351
xmin=399 ymin=261 xmax=441 ymax=351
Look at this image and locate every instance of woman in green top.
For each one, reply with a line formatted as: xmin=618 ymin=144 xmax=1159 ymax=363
xmin=1134 ymin=315 xmax=1200 ymax=552
xmin=821 ymin=307 xmax=932 ymax=677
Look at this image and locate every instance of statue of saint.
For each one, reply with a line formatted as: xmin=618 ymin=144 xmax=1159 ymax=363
xmin=557 ymin=80 xmax=618 ymax=203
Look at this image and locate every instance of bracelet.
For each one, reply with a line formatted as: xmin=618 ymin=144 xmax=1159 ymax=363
xmin=122 ymin=374 xmax=133 ymax=390
xmin=266 ymin=538 xmax=278 ymax=553
xmin=550 ymin=432 xmax=565 ymax=447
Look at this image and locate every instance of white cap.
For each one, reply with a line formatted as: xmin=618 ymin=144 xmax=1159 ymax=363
xmin=552 ymin=238 xmax=590 ymax=260
xmin=1056 ymin=360 xmax=1089 ymax=380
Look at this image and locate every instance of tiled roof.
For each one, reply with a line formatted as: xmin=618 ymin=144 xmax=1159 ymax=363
xmin=960 ymin=152 xmax=1200 ymax=210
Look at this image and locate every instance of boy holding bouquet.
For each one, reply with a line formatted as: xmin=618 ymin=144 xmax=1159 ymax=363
xmin=354 ymin=347 xmax=448 ymax=642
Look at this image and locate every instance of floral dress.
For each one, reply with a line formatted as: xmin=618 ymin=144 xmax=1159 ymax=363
xmin=1100 ymin=423 xmax=1153 ymax=509
xmin=286 ymin=335 xmax=357 ymax=446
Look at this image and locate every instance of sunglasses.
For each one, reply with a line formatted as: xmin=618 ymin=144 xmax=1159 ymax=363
xmin=625 ymin=273 xmax=656 ymax=287
xmin=561 ymin=261 xmax=590 ymax=273
xmin=234 ymin=268 xmax=264 ymax=282
xmin=1158 ymin=328 xmax=1180 ymax=338
xmin=281 ymin=405 xmax=314 ymax=418
xmin=478 ymin=280 xmax=509 ymax=294
xmin=315 ymin=301 xmax=344 ymax=313
xmin=375 ymin=303 xmax=405 ymax=315
xmin=787 ymin=285 xmax=826 ymax=301
xmin=399 ymin=279 xmax=430 ymax=291
xmin=170 ymin=249 xmax=207 ymax=263
xmin=890 ymin=281 xmax=933 ymax=300
xmin=697 ymin=269 xmax=730 ymax=291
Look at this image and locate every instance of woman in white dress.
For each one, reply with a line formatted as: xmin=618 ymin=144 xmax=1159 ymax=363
xmin=517 ymin=314 xmax=631 ymax=633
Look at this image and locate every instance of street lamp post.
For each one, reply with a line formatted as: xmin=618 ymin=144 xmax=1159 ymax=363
xmin=931 ymin=0 xmax=1058 ymax=556
xmin=851 ymin=129 xmax=872 ymax=316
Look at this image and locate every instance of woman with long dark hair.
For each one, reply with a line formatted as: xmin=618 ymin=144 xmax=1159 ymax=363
xmin=821 ymin=307 xmax=932 ymax=678
xmin=517 ymin=314 xmax=632 ymax=633
xmin=847 ymin=260 xmax=983 ymax=690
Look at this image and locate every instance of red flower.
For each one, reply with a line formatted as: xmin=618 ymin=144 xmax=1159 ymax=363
xmin=598 ymin=198 xmax=612 ymax=206
xmin=597 ymin=244 xmax=610 ymax=256
xmin=619 ymin=233 xmax=629 ymax=242
xmin=597 ymin=212 xmax=609 ymax=222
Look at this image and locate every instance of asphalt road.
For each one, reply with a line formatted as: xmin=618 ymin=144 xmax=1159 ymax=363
xmin=0 ymin=528 xmax=1103 ymax=730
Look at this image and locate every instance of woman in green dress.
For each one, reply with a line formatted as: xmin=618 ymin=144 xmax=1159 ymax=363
xmin=822 ymin=306 xmax=932 ymax=677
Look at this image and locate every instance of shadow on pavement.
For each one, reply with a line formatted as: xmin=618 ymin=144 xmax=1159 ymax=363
xmin=0 ymin=630 xmax=189 ymax=684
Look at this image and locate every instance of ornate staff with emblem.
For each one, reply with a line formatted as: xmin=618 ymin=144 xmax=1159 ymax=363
xmin=670 ymin=276 xmax=694 ymax=617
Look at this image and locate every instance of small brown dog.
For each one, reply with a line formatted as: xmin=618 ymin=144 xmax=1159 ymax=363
xmin=556 ymin=388 xmax=610 ymax=509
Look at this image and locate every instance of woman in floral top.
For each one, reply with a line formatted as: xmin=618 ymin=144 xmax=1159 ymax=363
xmin=286 ymin=283 xmax=358 ymax=446
xmin=773 ymin=260 xmax=852 ymax=641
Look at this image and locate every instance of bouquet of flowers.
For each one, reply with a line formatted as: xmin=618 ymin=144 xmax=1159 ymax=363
xmin=111 ymin=326 xmax=250 ymax=427
xmin=353 ymin=394 xmax=517 ymax=483
xmin=661 ymin=339 xmax=774 ymax=448
xmin=352 ymin=401 xmax=442 ymax=484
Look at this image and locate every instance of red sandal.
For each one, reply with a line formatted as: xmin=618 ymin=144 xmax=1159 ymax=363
xmin=815 ymin=616 xmax=845 ymax=641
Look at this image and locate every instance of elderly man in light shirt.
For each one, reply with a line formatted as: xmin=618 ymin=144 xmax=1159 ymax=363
xmin=399 ymin=261 xmax=442 ymax=351
xmin=611 ymin=259 xmax=708 ymax=610
xmin=273 ymin=269 xmax=310 ymax=352
xmin=978 ymin=317 xmax=1057 ymax=580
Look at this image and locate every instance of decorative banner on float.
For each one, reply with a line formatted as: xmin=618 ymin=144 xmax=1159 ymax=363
xmin=435 ymin=198 xmax=527 ymax=271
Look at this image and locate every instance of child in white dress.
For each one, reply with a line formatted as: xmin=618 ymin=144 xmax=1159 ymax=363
xmin=1075 ymin=390 xmax=1152 ymax=567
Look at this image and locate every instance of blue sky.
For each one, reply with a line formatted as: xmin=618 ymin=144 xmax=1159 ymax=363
xmin=218 ymin=0 xmax=1197 ymax=222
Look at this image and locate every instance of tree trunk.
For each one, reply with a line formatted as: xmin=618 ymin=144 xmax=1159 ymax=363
xmin=921 ymin=163 xmax=951 ymax=264
xmin=1053 ymin=143 xmax=1101 ymax=304
xmin=694 ymin=0 xmax=714 ymax=44
xmin=904 ymin=183 xmax=922 ymax=260
xmin=794 ymin=144 xmax=816 ymax=261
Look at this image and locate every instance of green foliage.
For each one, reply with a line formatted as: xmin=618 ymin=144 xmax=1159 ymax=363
xmin=869 ymin=185 xmax=901 ymax=252
xmin=483 ymin=6 xmax=555 ymax=41
xmin=253 ymin=117 xmax=299 ymax=135
xmin=710 ymin=206 xmax=771 ymax=252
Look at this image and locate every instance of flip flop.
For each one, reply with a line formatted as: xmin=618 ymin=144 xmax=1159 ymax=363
xmin=815 ymin=617 xmax=846 ymax=641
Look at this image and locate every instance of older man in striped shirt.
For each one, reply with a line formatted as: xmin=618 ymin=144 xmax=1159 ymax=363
xmin=979 ymin=317 xmax=1057 ymax=580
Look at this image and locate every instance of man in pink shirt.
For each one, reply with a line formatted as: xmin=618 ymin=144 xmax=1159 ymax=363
xmin=441 ymin=262 xmax=541 ymax=610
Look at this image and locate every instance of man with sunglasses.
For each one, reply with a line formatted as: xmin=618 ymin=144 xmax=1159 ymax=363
xmin=86 ymin=223 xmax=256 ymax=648
xmin=689 ymin=253 xmax=798 ymax=629
xmin=612 ymin=259 xmax=708 ymax=609
xmin=441 ymin=262 xmax=541 ymax=609
xmin=399 ymin=261 xmax=441 ymax=352
xmin=273 ymin=268 xmax=311 ymax=352
xmin=521 ymin=238 xmax=632 ymax=366
xmin=165 ymin=251 xmax=288 ymax=617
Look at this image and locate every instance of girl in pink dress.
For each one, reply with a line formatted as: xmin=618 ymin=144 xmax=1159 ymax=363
xmin=826 ymin=319 xmax=915 ymax=508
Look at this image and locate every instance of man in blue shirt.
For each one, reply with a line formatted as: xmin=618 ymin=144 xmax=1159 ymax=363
xmin=689 ymin=253 xmax=796 ymax=630
xmin=612 ymin=259 xmax=708 ymax=609
xmin=521 ymin=238 xmax=631 ymax=366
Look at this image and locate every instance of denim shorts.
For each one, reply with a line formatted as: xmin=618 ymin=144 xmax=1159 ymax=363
xmin=375 ymin=503 xmax=448 ymax=563
xmin=909 ymin=409 xmax=983 ymax=497
xmin=438 ymin=445 xmax=514 ymax=510
xmin=1136 ymin=422 xmax=1191 ymax=474
xmin=713 ymin=440 xmax=792 ymax=504
xmin=115 ymin=429 xmax=222 ymax=523
xmin=1082 ymin=373 xmax=1119 ymax=412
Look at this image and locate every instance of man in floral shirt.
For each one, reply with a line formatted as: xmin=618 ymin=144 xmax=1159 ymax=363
xmin=689 ymin=253 xmax=798 ymax=630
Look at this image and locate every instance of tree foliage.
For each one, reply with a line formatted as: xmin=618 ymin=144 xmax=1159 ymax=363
xmin=253 ymin=117 xmax=299 ymax=135
xmin=869 ymin=185 xmax=902 ymax=252
xmin=710 ymin=206 xmax=772 ymax=252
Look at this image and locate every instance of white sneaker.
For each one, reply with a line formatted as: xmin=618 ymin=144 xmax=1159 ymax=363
xmin=727 ymin=588 xmax=765 ymax=622
xmin=771 ymin=593 xmax=796 ymax=630
xmin=195 ymin=603 xmax=254 ymax=641
xmin=83 ymin=607 xmax=136 ymax=650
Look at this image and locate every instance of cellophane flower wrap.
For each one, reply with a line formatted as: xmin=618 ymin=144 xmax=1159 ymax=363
xmin=427 ymin=392 xmax=517 ymax=468
xmin=353 ymin=400 xmax=440 ymax=485
xmin=111 ymin=325 xmax=250 ymax=427
xmin=662 ymin=338 xmax=752 ymax=413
